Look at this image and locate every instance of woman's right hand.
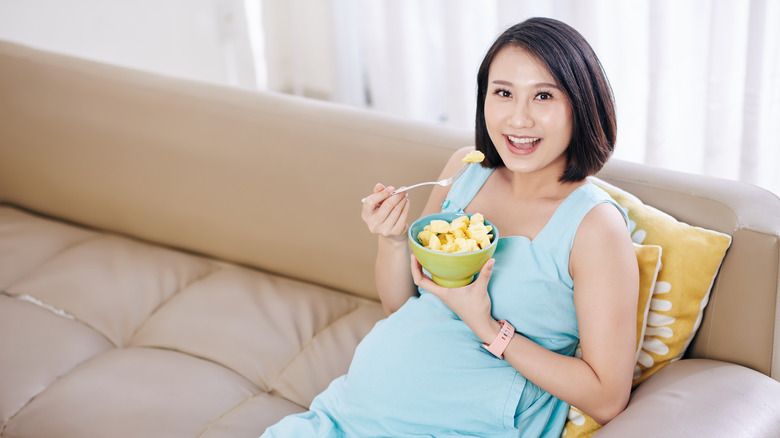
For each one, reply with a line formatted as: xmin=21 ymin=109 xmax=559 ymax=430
xmin=361 ymin=183 xmax=410 ymax=242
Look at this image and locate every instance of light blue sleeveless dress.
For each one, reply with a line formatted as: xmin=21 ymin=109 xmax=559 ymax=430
xmin=262 ymin=164 xmax=626 ymax=438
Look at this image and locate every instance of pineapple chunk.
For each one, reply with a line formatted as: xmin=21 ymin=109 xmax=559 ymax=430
xmin=427 ymin=235 xmax=442 ymax=251
xmin=417 ymin=229 xmax=433 ymax=247
xmin=441 ymin=242 xmax=459 ymax=253
xmin=467 ymin=222 xmax=489 ymax=242
xmin=449 ymin=215 xmax=469 ymax=232
xmin=452 ymin=229 xmax=466 ymax=239
xmin=429 ymin=220 xmax=450 ymax=234
xmin=457 ymin=238 xmax=479 ymax=253
xmin=462 ymin=150 xmax=485 ymax=164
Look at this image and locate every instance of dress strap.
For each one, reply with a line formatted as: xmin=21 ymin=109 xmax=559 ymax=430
xmin=440 ymin=164 xmax=494 ymax=213
xmin=542 ymin=184 xmax=628 ymax=241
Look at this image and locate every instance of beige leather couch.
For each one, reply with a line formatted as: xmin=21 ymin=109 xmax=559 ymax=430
xmin=1 ymin=41 xmax=779 ymax=438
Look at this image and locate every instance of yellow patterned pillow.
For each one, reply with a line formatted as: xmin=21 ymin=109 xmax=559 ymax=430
xmin=592 ymin=178 xmax=731 ymax=385
xmin=562 ymin=243 xmax=661 ymax=437
xmin=631 ymin=244 xmax=661 ymax=362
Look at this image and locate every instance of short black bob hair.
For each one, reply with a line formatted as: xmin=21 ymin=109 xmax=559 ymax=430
xmin=475 ymin=17 xmax=616 ymax=182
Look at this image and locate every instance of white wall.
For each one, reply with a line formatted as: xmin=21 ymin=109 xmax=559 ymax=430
xmin=0 ymin=0 xmax=258 ymax=89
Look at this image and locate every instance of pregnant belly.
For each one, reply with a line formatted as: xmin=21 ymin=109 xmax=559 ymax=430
xmin=339 ymin=293 xmax=523 ymax=433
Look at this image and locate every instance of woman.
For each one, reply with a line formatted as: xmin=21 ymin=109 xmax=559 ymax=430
xmin=263 ymin=17 xmax=638 ymax=437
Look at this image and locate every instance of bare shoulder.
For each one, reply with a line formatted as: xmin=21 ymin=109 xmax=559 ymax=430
xmin=578 ymin=200 xmax=630 ymax=244
xmin=570 ymin=198 xmax=636 ymax=278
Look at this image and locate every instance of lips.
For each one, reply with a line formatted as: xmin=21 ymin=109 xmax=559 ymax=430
xmin=506 ymin=135 xmax=541 ymax=155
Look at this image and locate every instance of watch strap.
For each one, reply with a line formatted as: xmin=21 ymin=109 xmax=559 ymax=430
xmin=482 ymin=320 xmax=514 ymax=359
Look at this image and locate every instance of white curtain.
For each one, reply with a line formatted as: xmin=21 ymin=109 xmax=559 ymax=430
xmin=255 ymin=0 xmax=780 ymax=196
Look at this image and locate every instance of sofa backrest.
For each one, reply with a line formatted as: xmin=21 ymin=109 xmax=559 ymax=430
xmin=0 ymin=40 xmax=464 ymax=302
xmin=1 ymin=41 xmax=777 ymax=382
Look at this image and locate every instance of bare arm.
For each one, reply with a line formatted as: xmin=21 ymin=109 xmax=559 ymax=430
xmin=362 ymin=147 xmax=475 ymax=315
xmin=496 ymin=203 xmax=638 ymax=424
xmin=361 ymin=184 xmax=415 ymax=315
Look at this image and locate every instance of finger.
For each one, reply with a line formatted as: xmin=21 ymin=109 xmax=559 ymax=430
xmin=410 ymin=254 xmax=444 ymax=296
xmin=371 ymin=186 xmax=403 ymax=222
xmin=371 ymin=185 xmax=395 ymax=208
xmin=382 ymin=194 xmax=409 ymax=236
xmin=370 ymin=195 xmax=405 ymax=236
xmin=362 ymin=185 xmax=394 ymax=218
xmin=372 ymin=185 xmax=395 ymax=206
xmin=410 ymin=254 xmax=423 ymax=285
xmin=474 ymin=258 xmax=496 ymax=287
xmin=410 ymin=254 xmax=433 ymax=286
xmin=390 ymin=197 xmax=411 ymax=235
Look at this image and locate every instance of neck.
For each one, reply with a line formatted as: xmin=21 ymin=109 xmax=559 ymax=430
xmin=497 ymin=167 xmax=585 ymax=201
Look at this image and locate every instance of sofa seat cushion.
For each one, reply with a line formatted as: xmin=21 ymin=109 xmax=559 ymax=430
xmin=0 ymin=294 xmax=115 ymax=425
xmin=0 ymin=205 xmax=385 ymax=437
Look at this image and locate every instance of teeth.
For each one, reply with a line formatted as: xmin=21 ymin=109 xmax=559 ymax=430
xmin=508 ymin=136 xmax=540 ymax=144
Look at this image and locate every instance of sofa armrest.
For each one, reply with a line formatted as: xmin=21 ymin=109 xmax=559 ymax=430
xmin=594 ymin=359 xmax=780 ymax=437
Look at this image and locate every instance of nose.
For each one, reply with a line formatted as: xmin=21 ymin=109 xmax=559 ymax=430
xmin=509 ymin=101 xmax=533 ymax=129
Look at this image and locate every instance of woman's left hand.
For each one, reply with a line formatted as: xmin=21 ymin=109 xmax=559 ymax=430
xmin=410 ymin=255 xmax=499 ymax=343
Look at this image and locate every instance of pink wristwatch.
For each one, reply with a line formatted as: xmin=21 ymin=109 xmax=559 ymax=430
xmin=482 ymin=320 xmax=515 ymax=359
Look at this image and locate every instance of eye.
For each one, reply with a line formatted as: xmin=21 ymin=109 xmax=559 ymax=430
xmin=535 ymin=91 xmax=553 ymax=100
xmin=492 ymin=88 xmax=512 ymax=98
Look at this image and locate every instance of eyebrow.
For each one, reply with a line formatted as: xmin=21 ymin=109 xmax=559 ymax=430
xmin=491 ymin=80 xmax=560 ymax=89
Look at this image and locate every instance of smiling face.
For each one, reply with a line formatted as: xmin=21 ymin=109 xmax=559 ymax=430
xmin=483 ymin=45 xmax=573 ymax=178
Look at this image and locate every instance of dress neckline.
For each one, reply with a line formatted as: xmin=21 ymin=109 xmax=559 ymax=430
xmin=508 ymin=184 xmax=592 ymax=244
xmin=443 ymin=165 xmax=594 ymax=245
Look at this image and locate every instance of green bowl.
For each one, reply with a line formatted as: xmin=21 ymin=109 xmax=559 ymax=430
xmin=408 ymin=212 xmax=499 ymax=288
